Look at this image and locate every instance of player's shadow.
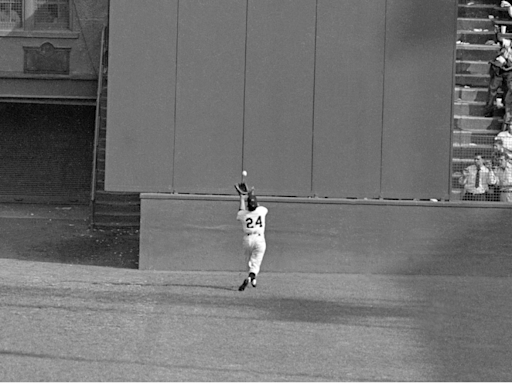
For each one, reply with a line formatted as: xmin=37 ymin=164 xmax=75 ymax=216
xmin=163 ymin=283 xmax=238 ymax=292
xmin=249 ymin=296 xmax=414 ymax=326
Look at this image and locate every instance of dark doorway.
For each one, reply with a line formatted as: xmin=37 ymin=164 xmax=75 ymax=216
xmin=0 ymin=103 xmax=95 ymax=204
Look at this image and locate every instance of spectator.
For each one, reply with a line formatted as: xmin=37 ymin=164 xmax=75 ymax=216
xmin=459 ymin=154 xmax=497 ymax=201
xmin=496 ymin=122 xmax=512 ymax=149
xmin=492 ymin=153 xmax=512 ymax=202
xmin=490 ymin=2 xmax=512 ymax=36
xmin=501 ymin=1 xmax=512 ymax=19
xmin=487 ymin=140 xmax=511 ymax=200
xmin=484 ymin=38 xmax=512 ymax=118
xmin=492 ymin=139 xmax=512 ymax=167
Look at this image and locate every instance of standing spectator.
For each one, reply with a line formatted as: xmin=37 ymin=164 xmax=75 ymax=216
xmin=492 ymin=139 xmax=512 ymax=167
xmin=459 ymin=154 xmax=497 ymax=201
xmin=484 ymin=39 xmax=511 ymax=117
xmin=484 ymin=33 xmax=512 ymax=118
xmin=492 ymin=153 xmax=512 ymax=202
xmin=488 ymin=140 xmax=511 ymax=200
xmin=496 ymin=122 xmax=512 ymax=150
xmin=500 ymin=39 xmax=512 ymax=127
xmin=501 ymin=1 xmax=512 ymax=19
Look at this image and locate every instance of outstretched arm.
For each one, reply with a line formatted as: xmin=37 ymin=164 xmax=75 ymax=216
xmin=459 ymin=168 xmax=469 ymax=186
xmin=239 ymin=193 xmax=247 ymax=211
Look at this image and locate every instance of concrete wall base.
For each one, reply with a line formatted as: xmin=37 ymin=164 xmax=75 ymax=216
xmin=140 ymin=193 xmax=512 ymax=277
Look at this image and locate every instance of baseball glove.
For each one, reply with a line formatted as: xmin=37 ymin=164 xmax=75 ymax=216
xmin=234 ymin=182 xmax=249 ymax=195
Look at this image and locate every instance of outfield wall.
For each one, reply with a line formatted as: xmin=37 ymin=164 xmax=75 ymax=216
xmin=108 ymin=1 xmax=470 ymax=272
xmin=140 ymin=194 xmax=512 ymax=276
xmin=106 ymin=0 xmax=458 ymax=201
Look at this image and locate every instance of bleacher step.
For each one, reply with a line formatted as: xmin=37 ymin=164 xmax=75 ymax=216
xmin=454 ymin=100 xmax=504 ymax=116
xmin=456 ymin=60 xmax=491 ymax=75
xmin=457 ymin=31 xmax=495 ymax=45
xmin=456 ymin=73 xmax=490 ymax=87
xmin=459 ymin=0 xmax=503 ymax=5
xmin=457 ymin=17 xmax=495 ymax=30
xmin=455 ymin=86 xmax=492 ymax=102
xmin=456 ymin=43 xmax=499 ymax=61
xmin=92 ymin=195 xmax=140 ymax=229
xmin=458 ymin=4 xmax=508 ymax=19
xmin=452 ymin=143 xmax=495 ymax=159
xmin=454 ymin=115 xmax=503 ymax=131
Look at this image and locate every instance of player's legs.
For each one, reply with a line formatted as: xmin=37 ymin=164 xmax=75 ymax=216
xmin=248 ymin=239 xmax=266 ymax=286
xmin=239 ymin=236 xmax=265 ymax=290
xmin=239 ymin=237 xmax=254 ymax=291
xmin=248 ymin=249 xmax=264 ymax=276
xmin=238 ymin=277 xmax=250 ymax=291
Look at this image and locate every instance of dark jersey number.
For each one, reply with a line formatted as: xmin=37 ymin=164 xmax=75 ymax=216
xmin=246 ymin=216 xmax=263 ymax=228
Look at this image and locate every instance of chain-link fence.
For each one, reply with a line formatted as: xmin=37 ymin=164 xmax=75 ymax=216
xmin=452 ymin=131 xmax=510 ymax=202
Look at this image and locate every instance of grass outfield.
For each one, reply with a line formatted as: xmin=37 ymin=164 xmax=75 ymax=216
xmin=0 ymin=263 xmax=510 ymax=381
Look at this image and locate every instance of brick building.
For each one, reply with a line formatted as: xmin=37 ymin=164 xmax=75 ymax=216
xmin=0 ymin=0 xmax=107 ymax=204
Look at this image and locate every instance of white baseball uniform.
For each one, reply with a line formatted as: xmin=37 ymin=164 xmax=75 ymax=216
xmin=236 ymin=205 xmax=268 ymax=276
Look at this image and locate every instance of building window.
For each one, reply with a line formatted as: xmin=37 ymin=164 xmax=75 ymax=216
xmin=0 ymin=0 xmax=70 ymax=31
xmin=0 ymin=1 xmax=23 ymax=29
xmin=34 ymin=0 xmax=69 ymax=30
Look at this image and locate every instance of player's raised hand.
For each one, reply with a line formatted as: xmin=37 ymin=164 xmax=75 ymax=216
xmin=234 ymin=182 xmax=249 ymax=195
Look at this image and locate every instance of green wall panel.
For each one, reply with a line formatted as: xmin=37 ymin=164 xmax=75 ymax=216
xmin=173 ymin=0 xmax=247 ymax=194
xmin=381 ymin=0 xmax=457 ymax=199
xmin=106 ymin=0 xmax=177 ymax=192
xmin=243 ymin=0 xmax=316 ymax=196
xmin=106 ymin=0 xmax=457 ymax=199
xmin=313 ymin=0 xmax=386 ymax=198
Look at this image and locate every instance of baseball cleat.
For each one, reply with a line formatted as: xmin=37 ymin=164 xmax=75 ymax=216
xmin=238 ymin=278 xmax=249 ymax=291
xmin=251 ymin=277 xmax=257 ymax=288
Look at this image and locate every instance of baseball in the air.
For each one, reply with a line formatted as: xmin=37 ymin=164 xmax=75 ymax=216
xmin=242 ymin=170 xmax=247 ymax=177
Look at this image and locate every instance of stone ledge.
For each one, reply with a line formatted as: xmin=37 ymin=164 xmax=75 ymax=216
xmin=140 ymin=193 xmax=512 ymax=209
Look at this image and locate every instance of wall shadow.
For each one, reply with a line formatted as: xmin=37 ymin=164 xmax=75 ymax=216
xmin=0 ymin=203 xmax=139 ymax=268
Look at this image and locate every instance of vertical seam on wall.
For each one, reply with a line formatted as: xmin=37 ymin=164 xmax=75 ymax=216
xmin=172 ymin=0 xmax=180 ymax=192
xmin=379 ymin=0 xmax=388 ymax=199
xmin=310 ymin=0 xmax=318 ymax=197
xmin=241 ymin=0 xmax=249 ymax=173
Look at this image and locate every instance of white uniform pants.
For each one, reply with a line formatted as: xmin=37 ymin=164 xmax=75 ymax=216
xmin=243 ymin=234 xmax=266 ymax=276
xmin=501 ymin=190 xmax=512 ymax=202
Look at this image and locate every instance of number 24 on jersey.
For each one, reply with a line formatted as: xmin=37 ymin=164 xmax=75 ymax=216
xmin=246 ymin=216 xmax=263 ymax=229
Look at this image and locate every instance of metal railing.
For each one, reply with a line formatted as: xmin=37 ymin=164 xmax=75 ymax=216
xmin=90 ymin=25 xmax=108 ymax=221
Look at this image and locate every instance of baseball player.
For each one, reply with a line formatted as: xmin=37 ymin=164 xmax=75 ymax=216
xmin=234 ymin=183 xmax=268 ymax=291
